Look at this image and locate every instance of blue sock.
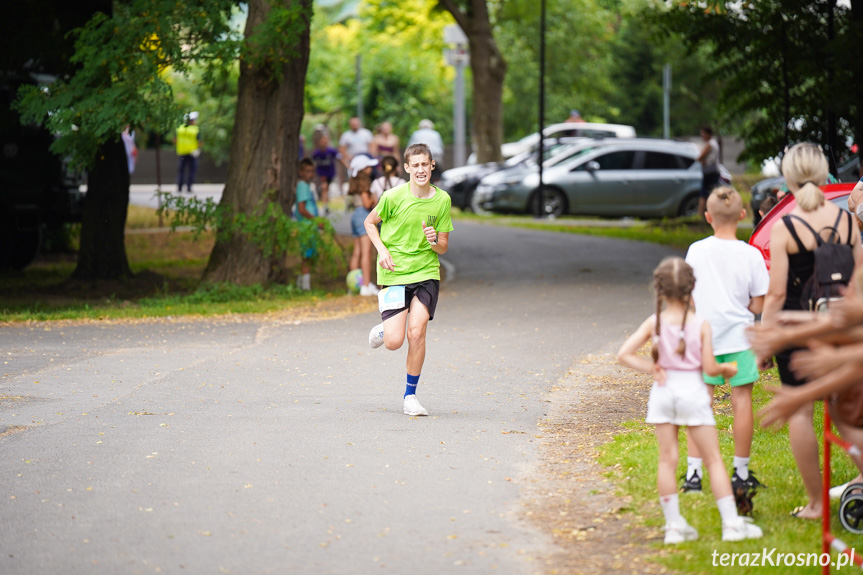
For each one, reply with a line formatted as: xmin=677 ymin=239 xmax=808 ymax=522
xmin=405 ymin=373 xmax=420 ymax=397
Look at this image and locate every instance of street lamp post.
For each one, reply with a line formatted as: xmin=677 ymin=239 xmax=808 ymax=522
xmin=538 ymin=0 xmax=546 ymax=217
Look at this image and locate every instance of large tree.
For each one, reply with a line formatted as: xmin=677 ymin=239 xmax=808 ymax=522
xmin=438 ymin=0 xmax=506 ymax=163
xmin=15 ymin=0 xmax=239 ymax=280
xmin=203 ymin=0 xmax=312 ymax=284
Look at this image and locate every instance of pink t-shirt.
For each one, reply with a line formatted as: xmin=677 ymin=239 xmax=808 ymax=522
xmin=651 ymin=314 xmax=705 ymax=371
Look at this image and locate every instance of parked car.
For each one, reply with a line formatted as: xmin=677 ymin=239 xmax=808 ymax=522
xmin=0 ymin=72 xmax=85 ymax=271
xmin=750 ymin=154 xmax=859 ymax=226
xmin=748 ymin=182 xmax=855 ymax=268
xmin=466 ymin=122 xmax=637 ymax=165
xmin=473 ymin=138 xmax=730 ymax=218
xmin=441 ymin=137 xmax=589 ymax=212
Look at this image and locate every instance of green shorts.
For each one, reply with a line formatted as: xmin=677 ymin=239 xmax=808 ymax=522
xmin=703 ymin=349 xmax=759 ymax=387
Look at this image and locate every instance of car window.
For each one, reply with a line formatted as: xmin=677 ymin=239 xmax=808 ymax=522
xmin=643 ymin=152 xmax=688 ymax=170
xmin=576 ymin=129 xmax=615 ymax=138
xmin=593 ymin=150 xmax=636 ymax=170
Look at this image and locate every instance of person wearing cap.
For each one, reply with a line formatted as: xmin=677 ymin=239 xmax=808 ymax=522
xmin=408 ymin=120 xmax=444 ymax=183
xmin=174 ymin=111 xmax=202 ymax=192
xmin=363 ymin=142 xmax=454 ymax=417
xmin=565 ymin=109 xmax=585 ymax=123
xmin=348 ymin=154 xmax=381 ymax=297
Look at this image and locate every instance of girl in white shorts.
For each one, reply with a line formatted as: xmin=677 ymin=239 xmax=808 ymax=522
xmin=618 ymin=257 xmax=763 ymax=545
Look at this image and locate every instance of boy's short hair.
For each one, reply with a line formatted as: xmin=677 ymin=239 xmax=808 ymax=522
xmin=299 ymin=158 xmax=314 ymax=170
xmin=758 ymin=195 xmax=777 ymax=215
xmin=706 ymin=186 xmax=742 ymax=224
xmin=403 ymin=143 xmax=434 ymax=164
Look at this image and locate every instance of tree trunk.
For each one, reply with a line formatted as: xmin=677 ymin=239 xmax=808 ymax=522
xmin=203 ymin=0 xmax=311 ymax=285
xmin=439 ymin=0 xmax=506 ymax=164
xmin=73 ymin=138 xmax=132 ymax=280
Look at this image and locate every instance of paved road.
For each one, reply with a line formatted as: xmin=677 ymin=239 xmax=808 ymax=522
xmin=0 ymin=215 xmax=679 ymax=574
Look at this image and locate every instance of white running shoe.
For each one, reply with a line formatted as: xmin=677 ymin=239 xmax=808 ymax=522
xmin=368 ymin=323 xmax=384 ymax=349
xmin=830 ymin=482 xmax=851 ymax=500
xmin=359 ymin=284 xmax=379 ymax=296
xmin=663 ymin=519 xmax=698 ymax=544
xmin=722 ymin=516 xmax=763 ymax=542
xmin=403 ymin=394 xmax=428 ymax=416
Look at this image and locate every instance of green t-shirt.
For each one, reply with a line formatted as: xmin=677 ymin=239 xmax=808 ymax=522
xmin=375 ymin=183 xmax=454 ymax=286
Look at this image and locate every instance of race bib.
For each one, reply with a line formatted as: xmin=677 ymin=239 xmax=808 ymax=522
xmin=378 ymin=285 xmax=406 ymax=313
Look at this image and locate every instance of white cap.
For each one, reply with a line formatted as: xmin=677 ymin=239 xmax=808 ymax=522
xmin=189 ymin=111 xmax=199 ymax=120
xmin=350 ymin=154 xmax=378 ymax=177
xmin=418 ymin=119 xmax=434 ymax=130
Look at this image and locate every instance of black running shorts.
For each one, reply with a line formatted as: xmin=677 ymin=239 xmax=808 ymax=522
xmin=380 ymin=279 xmax=440 ymax=322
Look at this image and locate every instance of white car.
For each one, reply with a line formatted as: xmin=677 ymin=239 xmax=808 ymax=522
xmin=467 ymin=122 xmax=637 ymax=164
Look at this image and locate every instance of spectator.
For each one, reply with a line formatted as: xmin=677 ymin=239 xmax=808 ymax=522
xmin=565 ymin=109 xmax=586 ymax=123
xmin=174 ymin=111 xmax=202 ymax=193
xmin=339 ymin=116 xmax=374 ymax=171
xmin=408 ymin=119 xmax=444 ymax=183
xmin=121 ymin=126 xmax=137 ymax=175
xmin=372 ymin=121 xmax=401 ymax=162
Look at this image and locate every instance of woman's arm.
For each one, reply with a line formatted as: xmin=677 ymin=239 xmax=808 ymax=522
xmin=761 ymin=223 xmax=791 ymax=325
xmin=617 ymin=317 xmax=657 ymax=375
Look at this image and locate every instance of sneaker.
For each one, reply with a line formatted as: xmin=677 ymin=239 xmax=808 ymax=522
xmin=681 ymin=471 xmax=702 ymax=493
xmin=359 ymin=284 xmax=379 ymax=297
xmin=368 ymin=323 xmax=384 ymax=349
xmin=830 ymin=482 xmax=852 ymax=500
xmin=403 ymin=394 xmax=428 ymax=416
xmin=722 ymin=516 xmax=763 ymax=541
xmin=732 ymin=470 xmax=764 ymax=493
xmin=664 ymin=519 xmax=698 ymax=545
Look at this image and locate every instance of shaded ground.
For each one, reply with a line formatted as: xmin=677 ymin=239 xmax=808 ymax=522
xmin=523 ymin=353 xmax=673 ymax=575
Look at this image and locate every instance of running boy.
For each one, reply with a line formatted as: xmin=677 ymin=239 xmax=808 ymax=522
xmin=363 ymin=143 xmax=454 ymax=416
xmin=682 ymin=186 xmax=769 ymax=494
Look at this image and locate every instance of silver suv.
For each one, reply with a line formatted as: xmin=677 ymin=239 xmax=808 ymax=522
xmin=474 ymin=138 xmax=727 ymax=218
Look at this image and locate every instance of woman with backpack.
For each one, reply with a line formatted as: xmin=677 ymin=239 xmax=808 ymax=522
xmin=761 ymin=142 xmax=863 ymax=520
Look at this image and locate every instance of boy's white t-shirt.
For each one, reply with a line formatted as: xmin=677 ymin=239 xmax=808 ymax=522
xmin=685 ymin=236 xmax=769 ymax=355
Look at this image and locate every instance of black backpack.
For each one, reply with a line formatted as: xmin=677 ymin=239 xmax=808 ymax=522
xmin=782 ymin=210 xmax=856 ymax=311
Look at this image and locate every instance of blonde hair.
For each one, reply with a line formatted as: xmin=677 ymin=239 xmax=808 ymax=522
xmin=652 ymin=257 xmax=696 ymax=362
xmin=706 ymin=185 xmax=743 ymax=225
xmin=781 ymin=143 xmax=828 ymax=212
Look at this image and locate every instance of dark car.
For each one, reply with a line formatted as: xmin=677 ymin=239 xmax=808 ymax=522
xmin=439 ymin=137 xmax=587 ymax=213
xmin=748 ymin=183 xmax=855 ymax=268
xmin=750 ymin=155 xmax=859 ymax=226
xmin=0 ymin=73 xmax=85 ymax=271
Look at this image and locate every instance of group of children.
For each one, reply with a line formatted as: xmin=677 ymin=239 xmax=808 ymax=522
xmin=618 ymin=185 xmax=767 ymax=543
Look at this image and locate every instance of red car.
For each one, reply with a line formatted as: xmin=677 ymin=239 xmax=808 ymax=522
xmin=748 ymin=182 xmax=856 ymax=268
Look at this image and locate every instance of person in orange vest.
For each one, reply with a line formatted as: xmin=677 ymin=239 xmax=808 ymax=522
xmin=174 ymin=112 xmax=202 ymax=192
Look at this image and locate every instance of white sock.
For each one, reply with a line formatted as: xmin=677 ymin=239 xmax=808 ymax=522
xmin=659 ymin=493 xmax=683 ymax=524
xmin=733 ymin=456 xmax=750 ymax=480
xmin=716 ymin=495 xmax=738 ymax=523
xmin=687 ymin=457 xmax=703 ymax=480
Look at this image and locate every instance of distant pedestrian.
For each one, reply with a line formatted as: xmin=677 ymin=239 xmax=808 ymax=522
xmin=294 ymin=158 xmax=321 ymax=292
xmin=565 ymin=109 xmax=586 ymax=123
xmin=312 ymin=134 xmax=340 ymax=215
xmin=174 ymin=111 xmax=202 ymax=192
xmin=408 ymin=120 xmax=444 ymax=183
xmin=696 ymin=125 xmax=720 ymax=217
xmin=370 ymin=155 xmax=406 ymax=201
xmin=121 ymin=126 xmax=137 ymax=175
xmin=339 ymin=117 xmax=374 ymax=171
xmin=372 ymin=121 xmax=401 ymax=162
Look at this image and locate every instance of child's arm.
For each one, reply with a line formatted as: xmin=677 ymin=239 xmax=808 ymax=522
xmin=297 ymin=200 xmax=315 ymax=220
xmin=701 ymin=320 xmax=737 ymax=379
xmin=748 ymin=294 xmax=765 ymax=315
xmin=617 ymin=316 xmax=657 ymax=375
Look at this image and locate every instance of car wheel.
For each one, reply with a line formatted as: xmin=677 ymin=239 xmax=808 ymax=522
xmin=467 ymin=188 xmax=491 ymax=216
xmin=531 ymin=186 xmax=567 ymax=218
xmin=678 ymin=193 xmax=700 ymax=217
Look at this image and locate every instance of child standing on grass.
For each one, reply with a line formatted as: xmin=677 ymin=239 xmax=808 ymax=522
xmin=294 ymin=158 xmax=321 ymax=291
xmin=617 ymin=257 xmax=763 ymax=544
xmin=682 ymin=187 xmax=770 ymax=495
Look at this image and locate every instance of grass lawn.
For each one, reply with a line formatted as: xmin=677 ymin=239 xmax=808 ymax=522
xmin=0 ymin=204 xmax=358 ymax=322
xmin=599 ymin=366 xmax=863 ymax=574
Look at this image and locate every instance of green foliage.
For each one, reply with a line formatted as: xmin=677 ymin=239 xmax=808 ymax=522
xmin=14 ymin=0 xmax=241 ymax=169
xmin=647 ymin=0 xmax=857 ymax=164
xmin=305 ymin=0 xmax=455 ymax=141
xmin=156 ymin=191 xmax=344 ymax=275
xmin=244 ymin=2 xmax=312 ymax=82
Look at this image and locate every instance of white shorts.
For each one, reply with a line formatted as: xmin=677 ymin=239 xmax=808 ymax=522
xmin=645 ymin=369 xmax=716 ymax=427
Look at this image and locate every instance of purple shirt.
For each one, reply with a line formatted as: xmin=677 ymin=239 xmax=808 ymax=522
xmin=312 ymin=147 xmax=339 ymax=179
